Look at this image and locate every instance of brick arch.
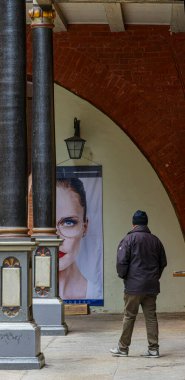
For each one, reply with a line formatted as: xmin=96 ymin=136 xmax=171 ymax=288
xmin=27 ymin=25 xmax=185 ymax=236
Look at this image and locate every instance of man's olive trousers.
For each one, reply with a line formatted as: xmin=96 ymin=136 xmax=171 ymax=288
xmin=119 ymin=293 xmax=159 ymax=352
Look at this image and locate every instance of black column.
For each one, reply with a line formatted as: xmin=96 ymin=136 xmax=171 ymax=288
xmin=32 ymin=26 xmax=56 ymax=229
xmin=0 ymin=0 xmax=27 ymax=230
xmin=30 ymin=8 xmax=68 ymax=337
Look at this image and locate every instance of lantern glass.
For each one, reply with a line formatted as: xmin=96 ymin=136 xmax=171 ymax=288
xmin=65 ymin=138 xmax=86 ymax=159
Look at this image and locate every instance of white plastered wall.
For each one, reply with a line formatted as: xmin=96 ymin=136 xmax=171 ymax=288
xmin=55 ymin=84 xmax=185 ymax=313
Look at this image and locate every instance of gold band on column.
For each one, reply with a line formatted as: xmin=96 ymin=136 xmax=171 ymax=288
xmin=29 ymin=6 xmax=55 ymax=28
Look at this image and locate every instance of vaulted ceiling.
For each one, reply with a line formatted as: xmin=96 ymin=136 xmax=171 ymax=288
xmin=26 ymin=0 xmax=185 ymax=33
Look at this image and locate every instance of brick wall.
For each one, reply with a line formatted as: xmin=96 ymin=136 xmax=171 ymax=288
xmin=27 ymin=25 xmax=185 ymax=236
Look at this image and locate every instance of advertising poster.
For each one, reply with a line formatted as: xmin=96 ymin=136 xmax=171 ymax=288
xmin=56 ymin=166 xmax=103 ymax=306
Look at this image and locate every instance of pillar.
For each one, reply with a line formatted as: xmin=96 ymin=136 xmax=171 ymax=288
xmin=29 ymin=1 xmax=67 ymax=335
xmin=0 ymin=0 xmax=44 ymax=368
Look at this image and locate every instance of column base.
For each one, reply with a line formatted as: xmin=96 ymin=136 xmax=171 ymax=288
xmin=39 ymin=324 xmax=68 ymax=336
xmin=0 ymin=353 xmax=45 ymax=370
xmin=33 ymin=298 xmax=68 ymax=336
xmin=0 ymin=322 xmax=45 ymax=369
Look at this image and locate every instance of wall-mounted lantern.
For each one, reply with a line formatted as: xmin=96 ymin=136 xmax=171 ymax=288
xmin=65 ymin=118 xmax=86 ymax=159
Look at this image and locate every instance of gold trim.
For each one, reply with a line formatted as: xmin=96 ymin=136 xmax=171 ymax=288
xmin=29 ymin=6 xmax=55 ymax=27
xmin=3 ymin=257 xmax=20 ymax=268
xmin=31 ymin=23 xmax=54 ymax=29
xmin=2 ymin=307 xmax=20 ymax=318
xmin=0 ymin=227 xmax=29 ymax=237
xmin=35 ymin=246 xmax=51 ymax=256
xmin=0 ymin=241 xmax=37 ymax=252
xmin=33 ymin=238 xmax=63 ymax=247
xmin=173 ymin=271 xmax=185 ymax=277
xmin=32 ymin=227 xmax=57 ymax=236
xmin=35 ymin=287 xmax=50 ymax=297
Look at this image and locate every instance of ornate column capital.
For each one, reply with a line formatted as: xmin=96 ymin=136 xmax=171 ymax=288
xmin=29 ymin=5 xmax=55 ymax=28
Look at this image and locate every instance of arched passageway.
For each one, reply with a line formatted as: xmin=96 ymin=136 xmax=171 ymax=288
xmin=27 ymin=25 xmax=185 ymax=236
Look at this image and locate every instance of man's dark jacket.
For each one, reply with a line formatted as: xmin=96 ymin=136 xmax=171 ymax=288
xmin=117 ymin=225 xmax=167 ymax=294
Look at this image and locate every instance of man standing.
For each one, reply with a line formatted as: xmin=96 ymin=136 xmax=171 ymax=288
xmin=110 ymin=210 xmax=167 ymax=358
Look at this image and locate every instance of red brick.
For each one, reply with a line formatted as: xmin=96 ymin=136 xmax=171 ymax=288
xmin=27 ymin=25 xmax=185 ymax=236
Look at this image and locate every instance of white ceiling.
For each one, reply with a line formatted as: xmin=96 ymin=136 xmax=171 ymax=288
xmin=26 ymin=1 xmax=185 ymax=33
xmin=52 ymin=3 xmax=172 ymax=25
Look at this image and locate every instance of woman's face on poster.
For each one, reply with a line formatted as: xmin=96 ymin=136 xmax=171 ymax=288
xmin=56 ymin=186 xmax=88 ymax=270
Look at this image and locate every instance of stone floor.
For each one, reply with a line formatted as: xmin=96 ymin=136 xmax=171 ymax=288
xmin=1 ymin=313 xmax=185 ymax=380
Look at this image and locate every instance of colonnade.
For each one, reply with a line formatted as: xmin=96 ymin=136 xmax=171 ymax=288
xmin=0 ymin=0 xmax=66 ymax=369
